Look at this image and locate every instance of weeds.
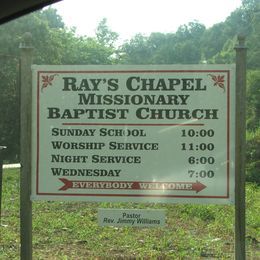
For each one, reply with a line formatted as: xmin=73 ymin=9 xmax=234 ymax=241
xmin=0 ymin=169 xmax=259 ymax=259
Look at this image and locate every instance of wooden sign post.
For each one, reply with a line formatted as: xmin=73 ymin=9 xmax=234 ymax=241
xmin=234 ymin=35 xmax=247 ymax=260
xmin=20 ymin=32 xmax=33 ymax=260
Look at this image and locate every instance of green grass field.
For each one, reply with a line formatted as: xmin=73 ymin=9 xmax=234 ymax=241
xmin=0 ymin=169 xmax=259 ymax=259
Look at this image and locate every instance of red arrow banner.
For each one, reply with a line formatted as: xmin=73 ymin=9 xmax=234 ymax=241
xmin=59 ymin=178 xmax=206 ymax=193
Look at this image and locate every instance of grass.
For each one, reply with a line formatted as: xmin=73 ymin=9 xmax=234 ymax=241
xmin=0 ymin=169 xmax=259 ymax=259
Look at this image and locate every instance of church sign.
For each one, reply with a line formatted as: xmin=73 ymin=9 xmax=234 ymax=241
xmin=31 ymin=65 xmax=235 ymax=204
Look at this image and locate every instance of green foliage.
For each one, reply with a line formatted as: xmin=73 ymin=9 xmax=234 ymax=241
xmin=209 ymin=37 xmax=236 ymax=64
xmin=96 ymin=18 xmax=118 ymax=48
xmin=0 ymin=2 xmax=259 ymax=182
xmin=0 ymin=8 xmax=117 ymax=160
xmin=247 ymin=4 xmax=260 ymax=68
xmin=1 ymin=170 xmax=260 ymax=258
xmin=0 ymin=57 xmax=19 ymax=161
xmin=119 ymin=21 xmax=206 ymax=64
xmin=247 ymin=70 xmax=260 ymax=130
xmin=38 ymin=7 xmax=65 ymax=29
xmin=246 ymin=129 xmax=260 ymax=183
xmin=246 ymin=70 xmax=260 ymax=183
xmin=119 ymin=34 xmax=153 ymax=64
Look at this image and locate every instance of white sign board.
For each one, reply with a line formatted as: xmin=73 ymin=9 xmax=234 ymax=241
xmin=98 ymin=209 xmax=165 ymax=227
xmin=31 ymin=65 xmax=235 ymax=204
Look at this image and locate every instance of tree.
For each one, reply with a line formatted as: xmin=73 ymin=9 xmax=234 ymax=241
xmin=119 ymin=34 xmax=153 ymax=64
xmin=246 ymin=70 xmax=260 ymax=183
xmin=95 ymin=18 xmax=118 ymax=48
xmin=209 ymin=37 xmax=236 ymax=64
xmin=247 ymin=70 xmax=260 ymax=130
xmin=148 ymin=33 xmax=176 ymax=64
xmin=38 ymin=7 xmax=65 ymax=29
xmin=0 ymin=56 xmax=19 ymax=161
xmin=246 ymin=1 xmax=260 ymax=68
xmin=0 ymin=9 xmax=118 ymax=161
xmin=119 ymin=21 xmax=206 ymax=65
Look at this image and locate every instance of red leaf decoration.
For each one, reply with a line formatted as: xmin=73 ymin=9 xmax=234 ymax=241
xmin=208 ymin=74 xmax=225 ymax=92
xmin=41 ymin=74 xmax=58 ymax=92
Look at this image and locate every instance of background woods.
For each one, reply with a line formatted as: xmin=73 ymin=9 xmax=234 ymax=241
xmin=0 ymin=0 xmax=259 ymax=183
